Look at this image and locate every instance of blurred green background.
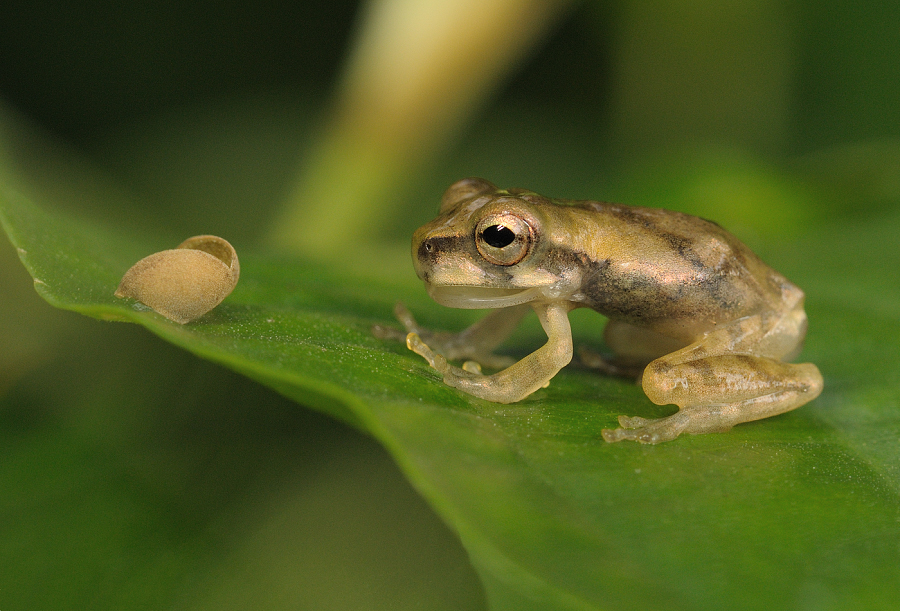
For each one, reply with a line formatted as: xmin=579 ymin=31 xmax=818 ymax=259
xmin=1 ymin=1 xmax=899 ymax=609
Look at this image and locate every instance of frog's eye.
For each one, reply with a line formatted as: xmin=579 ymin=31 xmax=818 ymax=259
xmin=482 ymin=225 xmax=515 ymax=248
xmin=475 ymin=215 xmax=532 ymax=266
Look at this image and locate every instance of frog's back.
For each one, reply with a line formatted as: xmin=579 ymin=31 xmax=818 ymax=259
xmin=555 ymin=199 xmax=801 ymax=333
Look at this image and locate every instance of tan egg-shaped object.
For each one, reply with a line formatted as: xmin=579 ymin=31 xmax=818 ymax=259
xmin=115 ymin=235 xmax=239 ymax=324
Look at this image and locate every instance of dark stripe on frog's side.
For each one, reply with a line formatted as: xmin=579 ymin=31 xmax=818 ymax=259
xmin=578 ymin=260 xmax=688 ymax=322
xmin=581 ymin=260 xmax=751 ymax=325
xmin=562 ymin=206 xmax=758 ymax=325
xmin=540 ymin=245 xmax=677 ymax=321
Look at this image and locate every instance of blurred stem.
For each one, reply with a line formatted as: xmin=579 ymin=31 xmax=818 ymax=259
xmin=269 ymin=0 xmax=575 ymax=256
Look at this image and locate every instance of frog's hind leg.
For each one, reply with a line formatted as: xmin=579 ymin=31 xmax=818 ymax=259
xmin=602 ymin=355 xmax=823 ymax=443
xmin=602 ymin=309 xmax=822 ymax=444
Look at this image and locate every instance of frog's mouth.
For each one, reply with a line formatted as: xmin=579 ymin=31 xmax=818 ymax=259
xmin=426 ymin=285 xmax=542 ymax=309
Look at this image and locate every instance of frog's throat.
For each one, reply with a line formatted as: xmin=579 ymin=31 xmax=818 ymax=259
xmin=426 ymin=286 xmax=542 ymax=309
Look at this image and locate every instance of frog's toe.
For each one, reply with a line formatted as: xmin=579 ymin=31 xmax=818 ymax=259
xmin=617 ymin=415 xmax=653 ymax=428
xmin=462 ymin=360 xmax=483 ymax=374
xmin=601 ymin=425 xmax=668 ymax=444
xmin=406 ymin=332 xmax=449 ymax=373
xmin=601 ymin=412 xmax=689 ymax=444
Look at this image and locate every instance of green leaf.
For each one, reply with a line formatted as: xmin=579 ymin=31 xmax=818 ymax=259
xmin=3 ymin=118 xmax=900 ymax=611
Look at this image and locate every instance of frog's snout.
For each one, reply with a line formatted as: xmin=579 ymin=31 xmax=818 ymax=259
xmin=412 ymin=231 xmax=462 ymax=277
xmin=411 ymin=230 xmax=438 ymax=283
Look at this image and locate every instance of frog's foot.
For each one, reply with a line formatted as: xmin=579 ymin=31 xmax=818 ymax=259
xmin=604 ymin=357 xmax=824 ymax=443
xmin=406 ymin=331 xmax=490 ymax=376
xmin=376 ymin=302 xmax=521 ymax=369
xmin=405 ymin=300 xmax=574 ymax=404
xmin=602 ymin=392 xmax=819 ymax=444
xmin=602 ymin=409 xmax=738 ymax=444
xmin=601 ymin=412 xmax=695 ymax=444
xmin=406 ymin=332 xmax=511 ymax=399
xmin=601 ymin=391 xmax=804 ymax=444
xmin=577 ymin=346 xmax=645 ymax=379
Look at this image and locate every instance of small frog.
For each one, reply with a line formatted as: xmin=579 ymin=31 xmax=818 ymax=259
xmin=380 ymin=178 xmax=823 ymax=443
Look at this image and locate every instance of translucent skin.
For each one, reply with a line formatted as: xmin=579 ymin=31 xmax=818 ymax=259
xmin=389 ymin=178 xmax=822 ymax=444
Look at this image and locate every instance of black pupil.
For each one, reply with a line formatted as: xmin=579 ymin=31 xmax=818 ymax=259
xmin=482 ymin=225 xmax=516 ymax=248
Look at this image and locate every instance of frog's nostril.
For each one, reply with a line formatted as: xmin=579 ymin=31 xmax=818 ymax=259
xmin=417 ymin=238 xmax=437 ymax=260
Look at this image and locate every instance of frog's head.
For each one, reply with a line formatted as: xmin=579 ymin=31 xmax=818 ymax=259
xmin=412 ymin=178 xmax=563 ymax=309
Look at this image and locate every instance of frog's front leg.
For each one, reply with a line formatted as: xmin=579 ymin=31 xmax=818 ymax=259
xmin=602 ymin=352 xmax=823 ymax=444
xmin=375 ymin=302 xmax=529 ymax=369
xmin=408 ymin=301 xmax=574 ymax=404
